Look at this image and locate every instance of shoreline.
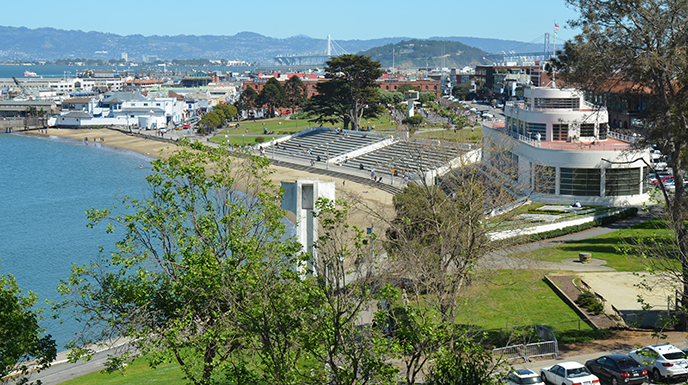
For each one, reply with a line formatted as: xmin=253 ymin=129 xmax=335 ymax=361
xmin=23 ymin=128 xmax=396 ymax=232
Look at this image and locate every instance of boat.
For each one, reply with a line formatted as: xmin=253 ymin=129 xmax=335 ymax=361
xmin=24 ymin=70 xmax=38 ymax=77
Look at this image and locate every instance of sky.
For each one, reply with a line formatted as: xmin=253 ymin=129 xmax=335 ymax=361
xmin=3 ymin=0 xmax=581 ymax=43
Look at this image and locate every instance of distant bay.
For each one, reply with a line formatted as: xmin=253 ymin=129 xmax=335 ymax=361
xmin=0 ymin=64 xmax=258 ymax=79
xmin=0 ymin=133 xmax=151 ymax=349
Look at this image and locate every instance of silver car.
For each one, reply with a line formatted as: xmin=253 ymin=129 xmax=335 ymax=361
xmin=629 ymin=343 xmax=688 ymax=381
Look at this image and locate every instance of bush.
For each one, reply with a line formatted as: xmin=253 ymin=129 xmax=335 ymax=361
xmin=524 ymin=207 xmax=638 ymax=243
xmin=575 ymin=292 xmax=604 ymax=314
xmin=254 ymin=137 xmax=265 ymax=144
xmin=402 ymin=115 xmax=424 ymax=126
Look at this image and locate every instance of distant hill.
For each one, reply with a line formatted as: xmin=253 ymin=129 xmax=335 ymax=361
xmin=430 ymin=36 xmax=544 ymax=56
xmin=0 ymin=26 xmax=545 ymax=65
xmin=359 ymin=39 xmax=488 ymax=69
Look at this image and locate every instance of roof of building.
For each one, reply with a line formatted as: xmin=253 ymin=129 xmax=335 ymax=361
xmin=63 ymin=98 xmax=92 ymax=104
xmin=61 ymin=111 xmax=93 ymax=118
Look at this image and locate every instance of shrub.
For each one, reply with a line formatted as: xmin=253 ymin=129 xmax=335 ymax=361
xmin=575 ymin=292 xmax=604 ymax=314
xmin=402 ymin=115 xmax=424 ymax=126
xmin=254 ymin=137 xmax=265 ymax=144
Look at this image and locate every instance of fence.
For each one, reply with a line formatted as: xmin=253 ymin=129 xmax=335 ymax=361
xmin=491 ymin=325 xmax=558 ymax=363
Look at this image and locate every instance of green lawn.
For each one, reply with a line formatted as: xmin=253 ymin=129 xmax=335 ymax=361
xmin=519 ymin=219 xmax=673 ymax=272
xmin=61 ymin=357 xmax=186 ymax=385
xmin=414 ymin=126 xmax=482 ymax=143
xmin=458 ymin=269 xmax=592 ymax=333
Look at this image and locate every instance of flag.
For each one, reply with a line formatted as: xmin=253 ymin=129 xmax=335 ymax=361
xmin=554 ymin=23 xmax=560 ymax=31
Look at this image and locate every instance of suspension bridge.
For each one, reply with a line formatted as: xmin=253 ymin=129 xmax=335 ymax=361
xmin=273 ymin=35 xmax=348 ymax=66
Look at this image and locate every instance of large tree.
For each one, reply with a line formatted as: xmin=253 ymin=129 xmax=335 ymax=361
xmin=258 ymin=77 xmax=287 ymax=117
xmin=552 ymin=0 xmax=688 ymax=329
xmin=307 ymin=54 xmax=385 ymax=130
xmin=0 ymin=268 xmax=56 ymax=385
xmin=235 ymin=86 xmax=258 ymax=114
xmin=284 ymin=75 xmax=307 ymax=114
xmin=56 ymin=142 xmax=304 ymax=385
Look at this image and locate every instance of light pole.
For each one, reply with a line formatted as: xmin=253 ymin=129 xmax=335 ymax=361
xmin=326 ymin=144 xmax=329 ymax=170
xmin=272 ymin=138 xmax=275 ymax=159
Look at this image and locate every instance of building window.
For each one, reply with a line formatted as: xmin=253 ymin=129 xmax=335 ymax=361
xmin=143 ymin=103 xmax=148 ymax=107
xmin=526 ymin=122 xmax=546 ymax=140
xmin=506 ymin=116 xmax=511 ymax=131
xmin=534 ymin=165 xmax=556 ymax=194
xmin=552 ymin=124 xmax=568 ymax=141
xmin=606 ymin=168 xmax=640 ymax=196
xmin=560 ymin=168 xmax=601 ymax=196
xmin=598 ymin=123 xmax=608 ymax=140
xmin=534 ymin=98 xmax=580 ymax=109
xmin=580 ymin=123 xmax=595 ymax=137
xmin=642 ymin=167 xmax=651 ymax=193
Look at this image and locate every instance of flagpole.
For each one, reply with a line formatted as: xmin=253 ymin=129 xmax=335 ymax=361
xmin=553 ymin=21 xmax=558 ymax=87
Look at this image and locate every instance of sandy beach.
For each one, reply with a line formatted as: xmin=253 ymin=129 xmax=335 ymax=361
xmin=28 ymin=128 xmax=396 ymax=231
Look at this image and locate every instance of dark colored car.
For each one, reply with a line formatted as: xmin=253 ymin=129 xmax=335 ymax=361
xmin=585 ymin=354 xmax=648 ymax=385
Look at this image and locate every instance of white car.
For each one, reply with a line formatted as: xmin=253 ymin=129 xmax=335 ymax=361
xmin=540 ymin=361 xmax=600 ymax=385
xmin=629 ymin=343 xmax=688 ymax=381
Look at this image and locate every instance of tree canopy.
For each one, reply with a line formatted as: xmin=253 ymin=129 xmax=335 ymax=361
xmin=307 ymin=54 xmax=385 ymax=130
xmin=284 ymin=75 xmax=307 ymax=114
xmin=552 ymin=0 xmax=688 ymax=329
xmin=0 ymin=268 xmax=56 ymax=385
xmin=235 ymin=86 xmax=258 ymax=113
xmin=258 ymin=77 xmax=287 ymax=117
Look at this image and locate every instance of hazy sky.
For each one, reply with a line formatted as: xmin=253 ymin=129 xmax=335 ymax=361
xmin=4 ymin=0 xmax=580 ymax=43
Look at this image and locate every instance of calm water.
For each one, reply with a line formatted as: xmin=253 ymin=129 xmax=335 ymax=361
xmin=0 ymin=133 xmax=151 ymax=349
xmin=0 ymin=64 xmax=256 ymax=79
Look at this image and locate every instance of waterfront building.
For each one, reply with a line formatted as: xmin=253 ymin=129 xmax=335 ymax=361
xmin=482 ymin=86 xmax=651 ymax=206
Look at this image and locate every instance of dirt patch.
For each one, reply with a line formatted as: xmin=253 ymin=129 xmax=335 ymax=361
xmin=548 ymin=275 xmax=619 ymax=329
xmin=559 ymin=329 xmax=688 ymax=356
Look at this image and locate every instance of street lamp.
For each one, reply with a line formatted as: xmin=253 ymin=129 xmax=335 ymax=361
xmin=272 ymin=138 xmax=275 ymax=159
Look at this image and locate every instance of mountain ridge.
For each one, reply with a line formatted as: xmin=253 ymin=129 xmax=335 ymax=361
xmin=0 ymin=26 xmax=543 ymax=65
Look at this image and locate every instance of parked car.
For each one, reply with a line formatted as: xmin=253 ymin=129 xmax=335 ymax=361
xmin=648 ymin=171 xmax=671 ymax=184
xmin=651 ymin=174 xmax=673 ymax=185
xmin=629 ymin=344 xmax=688 ymax=381
xmin=540 ymin=361 xmax=600 ymax=385
xmin=584 ymin=354 xmax=648 ymax=385
xmin=505 ymin=368 xmax=545 ymax=385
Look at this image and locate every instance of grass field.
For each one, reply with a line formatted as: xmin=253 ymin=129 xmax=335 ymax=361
xmin=61 ymin=357 xmax=186 ymax=385
xmin=519 ymin=219 xmax=673 ymax=272
xmin=459 ymin=269 xmax=592 ymax=333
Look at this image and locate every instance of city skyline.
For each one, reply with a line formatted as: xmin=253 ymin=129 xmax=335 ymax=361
xmin=6 ymin=0 xmax=580 ymax=44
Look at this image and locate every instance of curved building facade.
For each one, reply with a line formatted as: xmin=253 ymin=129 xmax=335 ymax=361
xmin=482 ymin=86 xmax=651 ymax=206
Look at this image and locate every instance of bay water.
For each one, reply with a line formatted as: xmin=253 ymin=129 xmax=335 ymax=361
xmin=0 ymin=133 xmax=151 ymax=350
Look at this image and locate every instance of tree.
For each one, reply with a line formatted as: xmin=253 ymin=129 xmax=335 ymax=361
xmin=55 ymin=142 xmax=304 ymax=385
xmin=398 ymin=84 xmax=420 ymax=93
xmin=0 ymin=267 xmax=56 ymax=385
xmin=451 ymin=84 xmax=470 ymax=100
xmin=258 ymin=77 xmax=287 ymax=117
xmin=424 ymin=336 xmax=507 ymax=385
xmin=236 ymin=86 xmax=258 ymax=113
xmin=307 ymin=54 xmax=385 ymax=130
xmin=419 ymin=92 xmax=436 ymax=105
xmin=197 ymin=110 xmax=223 ymax=133
xmin=213 ymin=104 xmax=238 ymax=122
xmin=284 ymin=75 xmax=307 ymax=114
xmin=301 ymin=198 xmax=397 ymax=385
xmin=379 ymin=158 xmax=518 ymax=384
xmin=552 ymin=0 xmax=688 ymax=329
